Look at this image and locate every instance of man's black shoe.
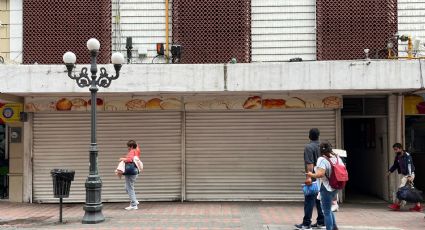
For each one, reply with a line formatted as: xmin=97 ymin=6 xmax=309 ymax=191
xmin=311 ymin=223 xmax=325 ymax=229
xmin=294 ymin=223 xmax=312 ymax=230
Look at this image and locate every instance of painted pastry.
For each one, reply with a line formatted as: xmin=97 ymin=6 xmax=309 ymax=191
xmin=71 ymin=98 xmax=87 ymax=111
xmin=125 ymin=99 xmax=146 ymax=110
xmin=160 ymin=98 xmax=181 ymax=110
xmin=322 ymin=96 xmax=341 ymax=108
xmin=286 ymin=97 xmax=306 ymax=108
xmin=262 ymin=99 xmax=286 ymax=109
xmin=243 ymin=96 xmax=261 ymax=109
xmin=146 ymin=98 xmax=162 ymax=109
xmin=56 ymin=98 xmax=72 ymax=111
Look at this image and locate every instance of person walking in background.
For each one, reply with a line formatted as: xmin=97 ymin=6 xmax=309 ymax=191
xmin=387 ymin=143 xmax=422 ymax=212
xmin=119 ymin=140 xmax=141 ymax=210
xmin=295 ymin=128 xmax=325 ymax=230
xmin=306 ymin=141 xmax=340 ymax=230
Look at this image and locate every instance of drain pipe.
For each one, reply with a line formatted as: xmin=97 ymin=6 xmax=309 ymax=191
xmin=396 ymin=94 xmax=403 ymax=143
xmin=165 ymin=0 xmax=170 ymax=61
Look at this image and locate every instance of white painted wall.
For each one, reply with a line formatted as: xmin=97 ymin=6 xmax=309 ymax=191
xmin=112 ymin=0 xmax=171 ymax=64
xmin=251 ymin=0 xmax=316 ymax=62
xmin=398 ymin=0 xmax=425 ymax=57
xmin=9 ymin=0 xmax=21 ymax=63
xmin=0 ymin=61 xmax=423 ymax=93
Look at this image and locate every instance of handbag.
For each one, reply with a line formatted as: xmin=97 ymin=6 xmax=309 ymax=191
xmin=302 ymin=180 xmax=320 ymax=196
xmin=124 ymin=162 xmax=138 ymax=175
xmin=396 ymin=184 xmax=423 ymax=203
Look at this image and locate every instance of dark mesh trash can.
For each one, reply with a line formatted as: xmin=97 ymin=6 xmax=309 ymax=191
xmin=51 ymin=169 xmax=75 ymax=198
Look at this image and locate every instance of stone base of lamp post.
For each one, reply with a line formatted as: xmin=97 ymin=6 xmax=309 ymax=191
xmin=82 ymin=175 xmax=104 ymax=224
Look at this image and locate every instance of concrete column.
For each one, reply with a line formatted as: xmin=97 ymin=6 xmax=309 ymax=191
xmin=8 ymin=122 xmax=24 ymax=202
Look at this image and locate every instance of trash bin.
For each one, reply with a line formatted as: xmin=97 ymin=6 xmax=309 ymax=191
xmin=51 ymin=169 xmax=75 ymax=223
xmin=51 ymin=169 xmax=75 ymax=198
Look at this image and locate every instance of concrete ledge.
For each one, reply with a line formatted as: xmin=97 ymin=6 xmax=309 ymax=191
xmin=1 ymin=61 xmax=424 ymax=94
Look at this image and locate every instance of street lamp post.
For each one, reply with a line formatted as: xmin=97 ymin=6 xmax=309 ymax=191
xmin=63 ymin=38 xmax=124 ymax=224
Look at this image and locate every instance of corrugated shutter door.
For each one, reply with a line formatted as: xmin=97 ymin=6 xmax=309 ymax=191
xmin=33 ymin=112 xmax=182 ymax=202
xmin=185 ymin=110 xmax=336 ymax=201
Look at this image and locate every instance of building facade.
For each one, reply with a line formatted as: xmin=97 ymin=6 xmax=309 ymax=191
xmin=0 ymin=0 xmax=424 ymax=203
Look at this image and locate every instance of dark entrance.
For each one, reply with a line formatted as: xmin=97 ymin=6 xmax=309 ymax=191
xmin=0 ymin=124 xmax=8 ymax=199
xmin=405 ymin=116 xmax=425 ymax=193
xmin=342 ymin=97 xmax=389 ymax=202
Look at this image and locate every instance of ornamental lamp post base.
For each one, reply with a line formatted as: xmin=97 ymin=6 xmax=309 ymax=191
xmin=82 ymin=175 xmax=104 ymax=224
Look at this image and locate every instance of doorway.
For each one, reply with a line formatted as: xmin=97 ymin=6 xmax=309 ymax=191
xmin=0 ymin=124 xmax=8 ymax=199
xmin=343 ymin=118 xmax=388 ymax=201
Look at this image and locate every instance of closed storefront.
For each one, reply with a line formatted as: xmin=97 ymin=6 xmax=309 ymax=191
xmin=185 ymin=110 xmax=337 ymax=201
xmin=27 ymin=95 xmax=341 ymax=202
xmin=32 ymin=112 xmax=182 ymax=202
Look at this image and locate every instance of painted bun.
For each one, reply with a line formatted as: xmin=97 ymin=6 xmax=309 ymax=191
xmin=146 ymin=98 xmax=162 ymax=109
xmin=125 ymin=99 xmax=146 ymax=110
xmin=243 ymin=96 xmax=261 ymax=109
xmin=286 ymin=97 xmax=306 ymax=108
xmin=160 ymin=98 xmax=181 ymax=110
xmin=262 ymin=99 xmax=286 ymax=109
xmin=56 ymin=98 xmax=72 ymax=111
xmin=322 ymin=96 xmax=341 ymax=108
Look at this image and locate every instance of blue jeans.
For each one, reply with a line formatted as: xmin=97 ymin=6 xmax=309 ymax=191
xmin=302 ymin=192 xmax=324 ymax=226
xmin=320 ymin=184 xmax=338 ymax=230
xmin=125 ymin=174 xmax=138 ymax=206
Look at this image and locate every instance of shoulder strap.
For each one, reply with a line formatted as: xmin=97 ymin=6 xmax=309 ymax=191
xmin=323 ymin=156 xmax=336 ymax=179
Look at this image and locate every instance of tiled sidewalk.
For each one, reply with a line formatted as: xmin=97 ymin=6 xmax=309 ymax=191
xmin=0 ymin=201 xmax=424 ymax=229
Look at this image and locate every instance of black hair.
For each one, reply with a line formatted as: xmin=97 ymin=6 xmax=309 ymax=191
xmin=127 ymin=140 xmax=137 ymax=149
xmin=319 ymin=141 xmax=332 ymax=157
xmin=392 ymin=143 xmax=402 ymax=149
xmin=309 ymin=128 xmax=320 ymax=141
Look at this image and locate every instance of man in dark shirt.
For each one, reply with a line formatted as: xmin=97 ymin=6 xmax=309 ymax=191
xmin=295 ymin=128 xmax=325 ymax=230
xmin=387 ymin=143 xmax=421 ymax=212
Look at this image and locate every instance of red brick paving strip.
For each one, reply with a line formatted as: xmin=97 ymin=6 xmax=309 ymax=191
xmin=0 ymin=202 xmax=424 ymax=229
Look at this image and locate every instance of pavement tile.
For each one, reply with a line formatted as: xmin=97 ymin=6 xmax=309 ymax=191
xmin=0 ymin=201 xmax=424 ymax=230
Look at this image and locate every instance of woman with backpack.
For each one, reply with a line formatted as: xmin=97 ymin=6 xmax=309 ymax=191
xmin=306 ymin=141 xmax=342 ymax=230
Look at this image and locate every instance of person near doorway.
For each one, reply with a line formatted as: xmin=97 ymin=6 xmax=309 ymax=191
xmin=387 ymin=143 xmax=422 ymax=212
xmin=295 ymin=128 xmax=325 ymax=230
xmin=119 ymin=140 xmax=141 ymax=210
xmin=306 ymin=141 xmax=340 ymax=230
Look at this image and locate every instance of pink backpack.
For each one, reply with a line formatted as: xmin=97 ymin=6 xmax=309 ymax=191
xmin=325 ymin=156 xmax=349 ymax=190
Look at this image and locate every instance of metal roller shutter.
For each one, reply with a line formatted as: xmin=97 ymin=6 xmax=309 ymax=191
xmin=33 ymin=112 xmax=182 ymax=203
xmin=185 ymin=110 xmax=337 ymax=201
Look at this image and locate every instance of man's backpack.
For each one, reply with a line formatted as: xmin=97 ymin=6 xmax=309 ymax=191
xmin=325 ymin=156 xmax=349 ymax=190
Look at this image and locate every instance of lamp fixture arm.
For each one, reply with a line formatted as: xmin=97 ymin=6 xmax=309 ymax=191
xmin=66 ymin=65 xmax=92 ymax=88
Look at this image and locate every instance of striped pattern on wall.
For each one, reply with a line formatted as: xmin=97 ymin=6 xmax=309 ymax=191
xmin=251 ymin=0 xmax=316 ymax=62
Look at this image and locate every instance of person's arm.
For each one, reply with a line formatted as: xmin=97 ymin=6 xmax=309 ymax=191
xmin=387 ymin=157 xmax=397 ymax=175
xmin=119 ymin=150 xmax=135 ymax=163
xmin=407 ymin=155 xmax=414 ymax=180
xmin=307 ymin=167 xmax=326 ymax=179
xmin=306 ymin=157 xmax=327 ymax=179
xmin=304 ymin=145 xmax=315 ymax=184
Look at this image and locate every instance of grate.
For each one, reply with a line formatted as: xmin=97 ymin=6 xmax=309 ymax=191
xmin=316 ymin=0 xmax=398 ymax=60
xmin=23 ymin=0 xmax=111 ymax=64
xmin=172 ymin=0 xmax=251 ymax=64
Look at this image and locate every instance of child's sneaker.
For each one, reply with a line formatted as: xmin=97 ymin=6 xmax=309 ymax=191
xmin=331 ymin=203 xmax=339 ymax=212
xmin=388 ymin=203 xmax=400 ymax=211
xmin=409 ymin=204 xmax=422 ymax=212
xmin=124 ymin=205 xmax=138 ymax=210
